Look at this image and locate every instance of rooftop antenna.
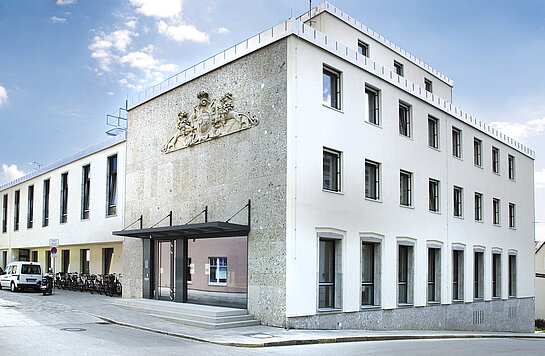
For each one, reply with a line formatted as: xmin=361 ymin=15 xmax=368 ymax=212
xmin=308 ymin=0 xmax=316 ymax=27
xmin=30 ymin=162 xmax=43 ymax=171
xmin=105 ymin=102 xmax=128 ymax=136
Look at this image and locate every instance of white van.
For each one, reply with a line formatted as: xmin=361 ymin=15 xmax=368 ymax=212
xmin=0 ymin=261 xmax=42 ymax=292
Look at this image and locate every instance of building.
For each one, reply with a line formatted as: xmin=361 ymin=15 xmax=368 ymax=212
xmin=535 ymin=241 xmax=545 ymax=319
xmin=0 ymin=134 xmax=125 ymax=276
xmin=113 ymin=2 xmax=535 ymax=332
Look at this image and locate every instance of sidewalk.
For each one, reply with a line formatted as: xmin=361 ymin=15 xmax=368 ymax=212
xmin=92 ymin=299 xmax=545 ymax=347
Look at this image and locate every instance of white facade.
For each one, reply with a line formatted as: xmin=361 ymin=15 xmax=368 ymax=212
xmin=0 ymin=134 xmax=126 ymax=275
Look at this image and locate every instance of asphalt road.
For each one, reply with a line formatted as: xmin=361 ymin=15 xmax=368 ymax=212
xmin=0 ymin=288 xmax=544 ymax=355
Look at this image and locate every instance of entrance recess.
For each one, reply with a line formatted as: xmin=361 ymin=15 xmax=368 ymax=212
xmin=113 ymin=202 xmax=251 ymax=308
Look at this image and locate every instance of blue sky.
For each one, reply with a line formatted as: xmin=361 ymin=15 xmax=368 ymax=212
xmin=0 ymin=0 xmax=544 ymax=236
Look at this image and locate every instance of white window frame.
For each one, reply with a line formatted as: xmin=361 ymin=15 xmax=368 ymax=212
xmin=360 ymin=234 xmax=382 ymax=308
xmin=428 ymin=116 xmax=439 ymax=149
xmin=453 ymin=186 xmax=463 ymax=218
xmin=474 ymin=138 xmax=482 ymax=167
xmin=400 ymin=170 xmax=413 ymax=207
xmin=365 ymin=160 xmax=380 ymax=201
xmin=474 ymin=192 xmax=483 ymax=222
xmin=208 ymin=256 xmax=228 ymax=286
xmin=429 ymin=178 xmax=440 ymax=213
xmin=323 ymin=148 xmax=341 ymax=193
xmin=364 ymin=85 xmax=380 ymax=126
xmin=398 ymin=101 xmax=412 ymax=138
xmin=323 ymin=65 xmax=341 ymax=110
xmin=452 ymin=127 xmax=462 ymax=159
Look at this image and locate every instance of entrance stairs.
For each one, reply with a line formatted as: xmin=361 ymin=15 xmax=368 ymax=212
xmin=112 ymin=299 xmax=261 ymax=329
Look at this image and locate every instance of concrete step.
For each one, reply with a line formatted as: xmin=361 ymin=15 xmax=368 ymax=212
xmin=148 ymin=313 xmax=261 ymax=330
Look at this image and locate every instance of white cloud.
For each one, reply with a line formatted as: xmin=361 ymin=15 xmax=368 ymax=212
xmin=50 ymin=16 xmax=67 ymax=23
xmin=213 ymin=27 xmax=230 ymax=34
xmin=0 ymin=85 xmax=7 ymax=107
xmin=490 ymin=117 xmax=545 ymax=143
xmin=537 ymin=169 xmax=545 ymax=189
xmin=56 ymin=0 xmax=77 ymax=5
xmin=125 ymin=19 xmax=137 ymax=29
xmin=157 ymin=20 xmax=209 ymax=43
xmin=130 ymin=0 xmax=182 ymax=18
xmin=108 ymin=92 xmax=115 ymax=95
xmin=1 ymin=164 xmax=24 ymax=183
xmin=88 ymin=29 xmax=138 ymax=71
xmin=120 ymin=49 xmax=158 ymax=70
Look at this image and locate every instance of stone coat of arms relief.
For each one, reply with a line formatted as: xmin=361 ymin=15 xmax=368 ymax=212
xmin=162 ymin=91 xmax=259 ymax=153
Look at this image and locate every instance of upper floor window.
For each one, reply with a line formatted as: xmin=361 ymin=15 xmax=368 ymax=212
xmin=474 ymin=192 xmax=483 ymax=222
xmin=357 ymin=40 xmax=369 ymax=57
xmin=453 ymin=186 xmax=463 ymax=217
xmin=323 ymin=66 xmax=341 ymax=110
xmin=365 ymin=160 xmax=380 ymax=200
xmin=474 ymin=138 xmax=482 ymax=167
xmin=509 ymin=203 xmax=516 ymax=229
xmin=42 ymin=179 xmax=50 ymax=227
xmin=400 ymin=170 xmax=412 ymax=207
xmin=107 ymin=155 xmax=118 ymax=216
xmin=323 ymin=149 xmax=341 ymax=192
xmin=364 ymin=85 xmax=380 ymax=125
xmin=429 ymin=179 xmax=439 ymax=212
xmin=2 ymin=194 xmax=7 ymax=233
xmin=424 ymin=78 xmax=433 ymax=93
xmin=14 ymin=190 xmax=20 ymax=231
xmin=493 ymin=198 xmax=500 ymax=225
xmin=394 ymin=61 xmax=404 ymax=76
xmin=82 ymin=165 xmax=91 ymax=220
xmin=398 ymin=102 xmax=411 ymax=137
xmin=60 ymin=173 xmax=68 ymax=223
xmin=428 ymin=116 xmax=439 ymax=149
xmin=452 ymin=127 xmax=462 ymax=158
xmin=508 ymin=155 xmax=515 ymax=180
xmin=492 ymin=147 xmax=500 ymax=174
xmin=27 ymin=185 xmax=34 ymax=229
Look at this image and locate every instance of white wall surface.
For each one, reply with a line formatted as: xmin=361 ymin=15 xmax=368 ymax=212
xmin=285 ymin=36 xmax=534 ymax=317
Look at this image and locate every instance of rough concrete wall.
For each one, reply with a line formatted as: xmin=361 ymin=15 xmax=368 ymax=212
xmin=287 ymin=297 xmax=534 ymax=332
xmin=123 ymin=40 xmax=288 ymax=326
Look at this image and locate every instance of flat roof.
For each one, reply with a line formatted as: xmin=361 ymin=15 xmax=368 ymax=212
xmin=0 ymin=132 xmax=126 ymax=192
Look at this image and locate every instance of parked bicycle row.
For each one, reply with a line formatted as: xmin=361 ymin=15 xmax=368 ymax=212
xmin=55 ymin=272 xmax=122 ymax=297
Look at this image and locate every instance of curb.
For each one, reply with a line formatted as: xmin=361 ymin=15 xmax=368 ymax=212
xmin=92 ymin=314 xmax=545 ymax=348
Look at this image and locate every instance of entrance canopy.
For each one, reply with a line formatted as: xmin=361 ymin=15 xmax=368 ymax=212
xmin=113 ymin=221 xmax=249 ymax=239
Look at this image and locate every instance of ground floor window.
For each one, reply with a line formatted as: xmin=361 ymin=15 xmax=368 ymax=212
xmin=427 ymin=247 xmax=441 ymax=303
xmin=103 ymin=248 xmax=114 ymax=274
xmin=45 ymin=250 xmax=51 ymax=271
xmin=398 ymin=243 xmax=414 ymax=305
xmin=318 ymin=236 xmax=342 ymax=310
xmin=492 ymin=252 xmax=502 ymax=298
xmin=62 ymin=249 xmax=70 ymax=273
xmin=2 ymin=250 xmax=7 ymax=269
xmin=452 ymin=249 xmax=464 ymax=301
xmin=187 ymin=257 xmax=192 ymax=283
xmin=208 ymin=257 xmax=227 ymax=285
xmin=31 ymin=251 xmax=38 ymax=262
xmin=474 ymin=250 xmax=484 ymax=299
xmin=509 ymin=254 xmax=517 ymax=297
xmin=361 ymin=240 xmax=380 ymax=306
xmin=80 ymin=249 xmax=90 ymax=275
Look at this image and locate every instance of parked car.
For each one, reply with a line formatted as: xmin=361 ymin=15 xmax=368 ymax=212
xmin=0 ymin=261 xmax=42 ymax=292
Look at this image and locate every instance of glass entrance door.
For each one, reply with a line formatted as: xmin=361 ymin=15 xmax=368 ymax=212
xmin=156 ymin=240 xmax=175 ymax=300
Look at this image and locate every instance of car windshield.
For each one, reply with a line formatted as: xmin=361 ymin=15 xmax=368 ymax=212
xmin=21 ymin=265 xmax=41 ymax=275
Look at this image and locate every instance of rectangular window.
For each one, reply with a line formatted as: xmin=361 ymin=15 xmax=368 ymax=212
xmin=493 ymin=198 xmax=500 ymax=225
xmin=107 ymin=155 xmax=118 ymax=216
xmin=365 ymin=160 xmax=380 ymax=200
xmin=102 ymin=248 xmax=114 ymax=275
xmin=358 ymin=40 xmax=369 ymax=57
xmin=452 ymin=249 xmax=464 ymax=301
xmin=492 ymin=252 xmax=501 ymax=298
xmin=453 ymin=186 xmax=463 ymax=217
xmin=509 ymin=254 xmax=516 ymax=297
xmin=429 ymin=179 xmax=439 ymax=212
xmin=452 ymin=127 xmax=462 ymax=158
xmin=424 ymin=78 xmax=433 ymax=93
xmin=60 ymin=173 xmax=68 ymax=223
xmin=323 ymin=66 xmax=341 ymax=109
xmin=45 ymin=250 xmax=51 ymax=271
xmin=14 ymin=190 xmax=20 ymax=231
xmin=80 ymin=249 xmax=90 ymax=275
xmin=428 ymin=116 xmax=439 ymax=149
xmin=31 ymin=251 xmax=38 ymax=262
xmin=62 ymin=249 xmax=70 ymax=273
xmin=394 ymin=61 xmax=404 ymax=76
xmin=509 ymin=203 xmax=516 ymax=229
xmin=361 ymin=242 xmax=376 ymax=306
xmin=474 ymin=138 xmax=482 ymax=167
xmin=398 ymin=244 xmax=413 ymax=304
xmin=27 ymin=185 xmax=34 ymax=229
xmin=187 ymin=257 xmax=192 ymax=283
xmin=508 ymin=155 xmax=515 ymax=180
xmin=42 ymin=179 xmax=50 ymax=227
xmin=323 ymin=149 xmax=341 ymax=192
xmin=2 ymin=194 xmax=7 ymax=233
xmin=365 ymin=86 xmax=379 ymax=125
xmin=492 ymin=147 xmax=500 ymax=174
xmin=209 ymin=257 xmax=227 ymax=285
xmin=82 ymin=165 xmax=91 ymax=220
xmin=474 ymin=251 xmax=484 ymax=299
xmin=398 ymin=102 xmax=411 ymax=137
xmin=427 ymin=247 xmax=441 ymax=302
xmin=400 ymin=171 xmax=412 ymax=207
xmin=474 ymin=192 xmax=483 ymax=221
xmin=319 ymin=239 xmax=335 ymax=309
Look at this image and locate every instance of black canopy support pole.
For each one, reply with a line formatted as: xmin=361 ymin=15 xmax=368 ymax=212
xmin=122 ymin=215 xmax=144 ymax=231
xmin=248 ymin=199 xmax=251 ymax=229
xmin=169 ymin=211 xmax=173 ymax=226
xmin=140 ymin=215 xmax=143 ymax=229
xmin=205 ymin=206 xmax=208 ymax=223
